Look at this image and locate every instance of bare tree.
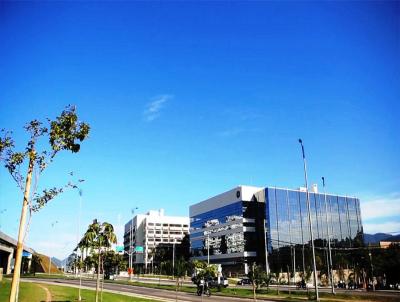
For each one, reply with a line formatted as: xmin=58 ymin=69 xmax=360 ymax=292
xmin=0 ymin=105 xmax=90 ymax=302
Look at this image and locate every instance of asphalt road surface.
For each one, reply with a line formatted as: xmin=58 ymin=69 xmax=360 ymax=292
xmin=22 ymin=278 xmax=400 ymax=302
xmin=22 ymin=278 xmax=273 ymax=302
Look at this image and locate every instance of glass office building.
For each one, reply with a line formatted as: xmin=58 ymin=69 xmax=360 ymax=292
xmin=190 ymin=185 xmax=363 ymax=275
xmin=190 ymin=186 xmax=265 ymax=273
xmin=264 ymin=187 xmax=363 ymax=274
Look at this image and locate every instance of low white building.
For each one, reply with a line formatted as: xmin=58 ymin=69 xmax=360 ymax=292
xmin=123 ymin=209 xmax=189 ymax=271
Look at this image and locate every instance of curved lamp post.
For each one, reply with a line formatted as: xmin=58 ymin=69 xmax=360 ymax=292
xmin=298 ymin=139 xmax=319 ymax=301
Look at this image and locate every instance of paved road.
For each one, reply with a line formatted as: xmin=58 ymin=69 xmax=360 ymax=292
xmin=22 ymin=278 xmax=273 ymax=302
xmin=117 ymin=277 xmax=400 ymax=298
xmin=123 ymin=278 xmax=400 ymax=300
xmin=23 ymin=278 xmax=400 ymax=302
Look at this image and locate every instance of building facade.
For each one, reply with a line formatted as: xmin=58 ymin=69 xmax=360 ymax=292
xmin=124 ymin=209 xmax=189 ymax=271
xmin=190 ymin=186 xmax=265 ymax=274
xmin=190 ymin=185 xmax=363 ymax=275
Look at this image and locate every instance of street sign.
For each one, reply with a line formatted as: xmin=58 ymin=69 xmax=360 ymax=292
xmin=134 ymin=246 xmax=144 ymax=253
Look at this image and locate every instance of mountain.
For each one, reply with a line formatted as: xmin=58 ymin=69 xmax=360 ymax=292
xmin=363 ymin=233 xmax=392 ymax=244
xmin=389 ymin=234 xmax=400 ymax=242
xmin=50 ymin=257 xmax=63 ymax=267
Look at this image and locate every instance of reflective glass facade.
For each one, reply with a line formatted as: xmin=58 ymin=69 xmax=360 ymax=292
xmin=190 ymin=186 xmax=363 ymax=274
xmin=191 ymin=201 xmax=245 ymax=258
xmin=265 ymin=188 xmax=363 ymax=249
xmin=265 ymin=188 xmax=363 ymax=273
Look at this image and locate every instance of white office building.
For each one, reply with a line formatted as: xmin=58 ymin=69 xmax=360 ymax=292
xmin=123 ymin=209 xmax=189 ymax=271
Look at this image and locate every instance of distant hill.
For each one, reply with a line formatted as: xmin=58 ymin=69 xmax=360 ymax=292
xmin=385 ymin=234 xmax=400 ymax=242
xmin=364 ymin=233 xmax=392 ymax=244
xmin=50 ymin=257 xmax=63 ymax=268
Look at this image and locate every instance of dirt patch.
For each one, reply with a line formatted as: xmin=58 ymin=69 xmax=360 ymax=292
xmin=37 ymin=283 xmax=52 ymax=302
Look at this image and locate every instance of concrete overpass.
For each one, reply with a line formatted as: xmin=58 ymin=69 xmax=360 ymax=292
xmin=0 ymin=231 xmax=35 ymax=274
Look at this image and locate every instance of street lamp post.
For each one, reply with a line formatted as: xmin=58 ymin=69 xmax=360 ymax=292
xmin=78 ymin=189 xmax=83 ymax=301
xmin=286 ymin=189 xmax=296 ymax=284
xmin=49 ymin=221 xmax=58 ymax=276
xmin=172 ymin=241 xmax=175 ymax=280
xmin=298 ymin=139 xmax=319 ymax=301
xmin=130 ymin=207 xmax=138 ymax=281
xmin=263 ymin=218 xmax=270 ymax=274
xmin=49 ymin=255 xmax=52 ymax=275
xmin=369 ymin=249 xmax=375 ymax=291
xmin=322 ymin=177 xmax=335 ymax=295
xmin=129 ymin=220 xmax=132 ymax=278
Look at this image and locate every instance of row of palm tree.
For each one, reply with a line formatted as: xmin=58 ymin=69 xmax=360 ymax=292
xmin=75 ymin=219 xmax=117 ymax=302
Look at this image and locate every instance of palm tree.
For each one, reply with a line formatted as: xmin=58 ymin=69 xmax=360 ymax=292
xmin=75 ymin=235 xmax=90 ymax=301
xmin=83 ymin=219 xmax=117 ymax=302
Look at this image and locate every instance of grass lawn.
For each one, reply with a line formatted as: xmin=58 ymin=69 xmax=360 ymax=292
xmin=0 ymin=279 xmax=47 ymax=302
xmin=0 ymin=279 xmax=160 ymax=302
xmin=12 ymin=275 xmax=400 ymax=302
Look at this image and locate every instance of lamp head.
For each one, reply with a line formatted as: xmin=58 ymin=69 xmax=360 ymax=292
xmin=298 ymin=138 xmax=302 ymax=144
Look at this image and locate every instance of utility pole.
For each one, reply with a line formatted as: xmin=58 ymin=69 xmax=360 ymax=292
xmin=322 ymin=177 xmax=335 ymax=294
xmin=298 ymin=139 xmax=319 ymax=301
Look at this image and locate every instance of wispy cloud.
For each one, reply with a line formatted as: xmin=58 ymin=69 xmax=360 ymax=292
xmin=216 ymin=127 xmax=245 ymax=137
xmin=143 ymin=94 xmax=173 ymax=122
xmin=222 ymin=108 xmax=263 ymax=121
xmin=361 ymin=192 xmax=400 ymax=234
xmin=216 ymin=127 xmax=261 ymax=138
xmin=363 ymin=221 xmax=400 ymax=235
xmin=361 ymin=193 xmax=400 ymax=221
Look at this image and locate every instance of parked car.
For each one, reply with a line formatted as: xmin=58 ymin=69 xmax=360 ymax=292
xmin=220 ymin=277 xmax=229 ymax=288
xmin=347 ymin=281 xmax=359 ymax=289
xmin=209 ymin=277 xmax=229 ymax=288
xmin=237 ymin=277 xmax=251 ymax=285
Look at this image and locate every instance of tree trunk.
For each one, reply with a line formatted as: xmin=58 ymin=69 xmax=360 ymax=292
xmin=175 ymin=277 xmax=178 ymax=302
xmin=101 ymin=256 xmax=104 ymax=302
xmin=96 ymin=251 xmax=101 ymax=302
xmin=253 ymin=281 xmax=256 ymax=301
xmin=9 ymin=155 xmax=34 ymax=302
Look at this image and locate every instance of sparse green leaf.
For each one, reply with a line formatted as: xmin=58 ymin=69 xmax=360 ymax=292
xmin=49 ymin=105 xmax=90 ymax=157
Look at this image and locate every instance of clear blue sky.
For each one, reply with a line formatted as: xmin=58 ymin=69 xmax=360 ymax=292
xmin=0 ymin=1 xmax=399 ymax=259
